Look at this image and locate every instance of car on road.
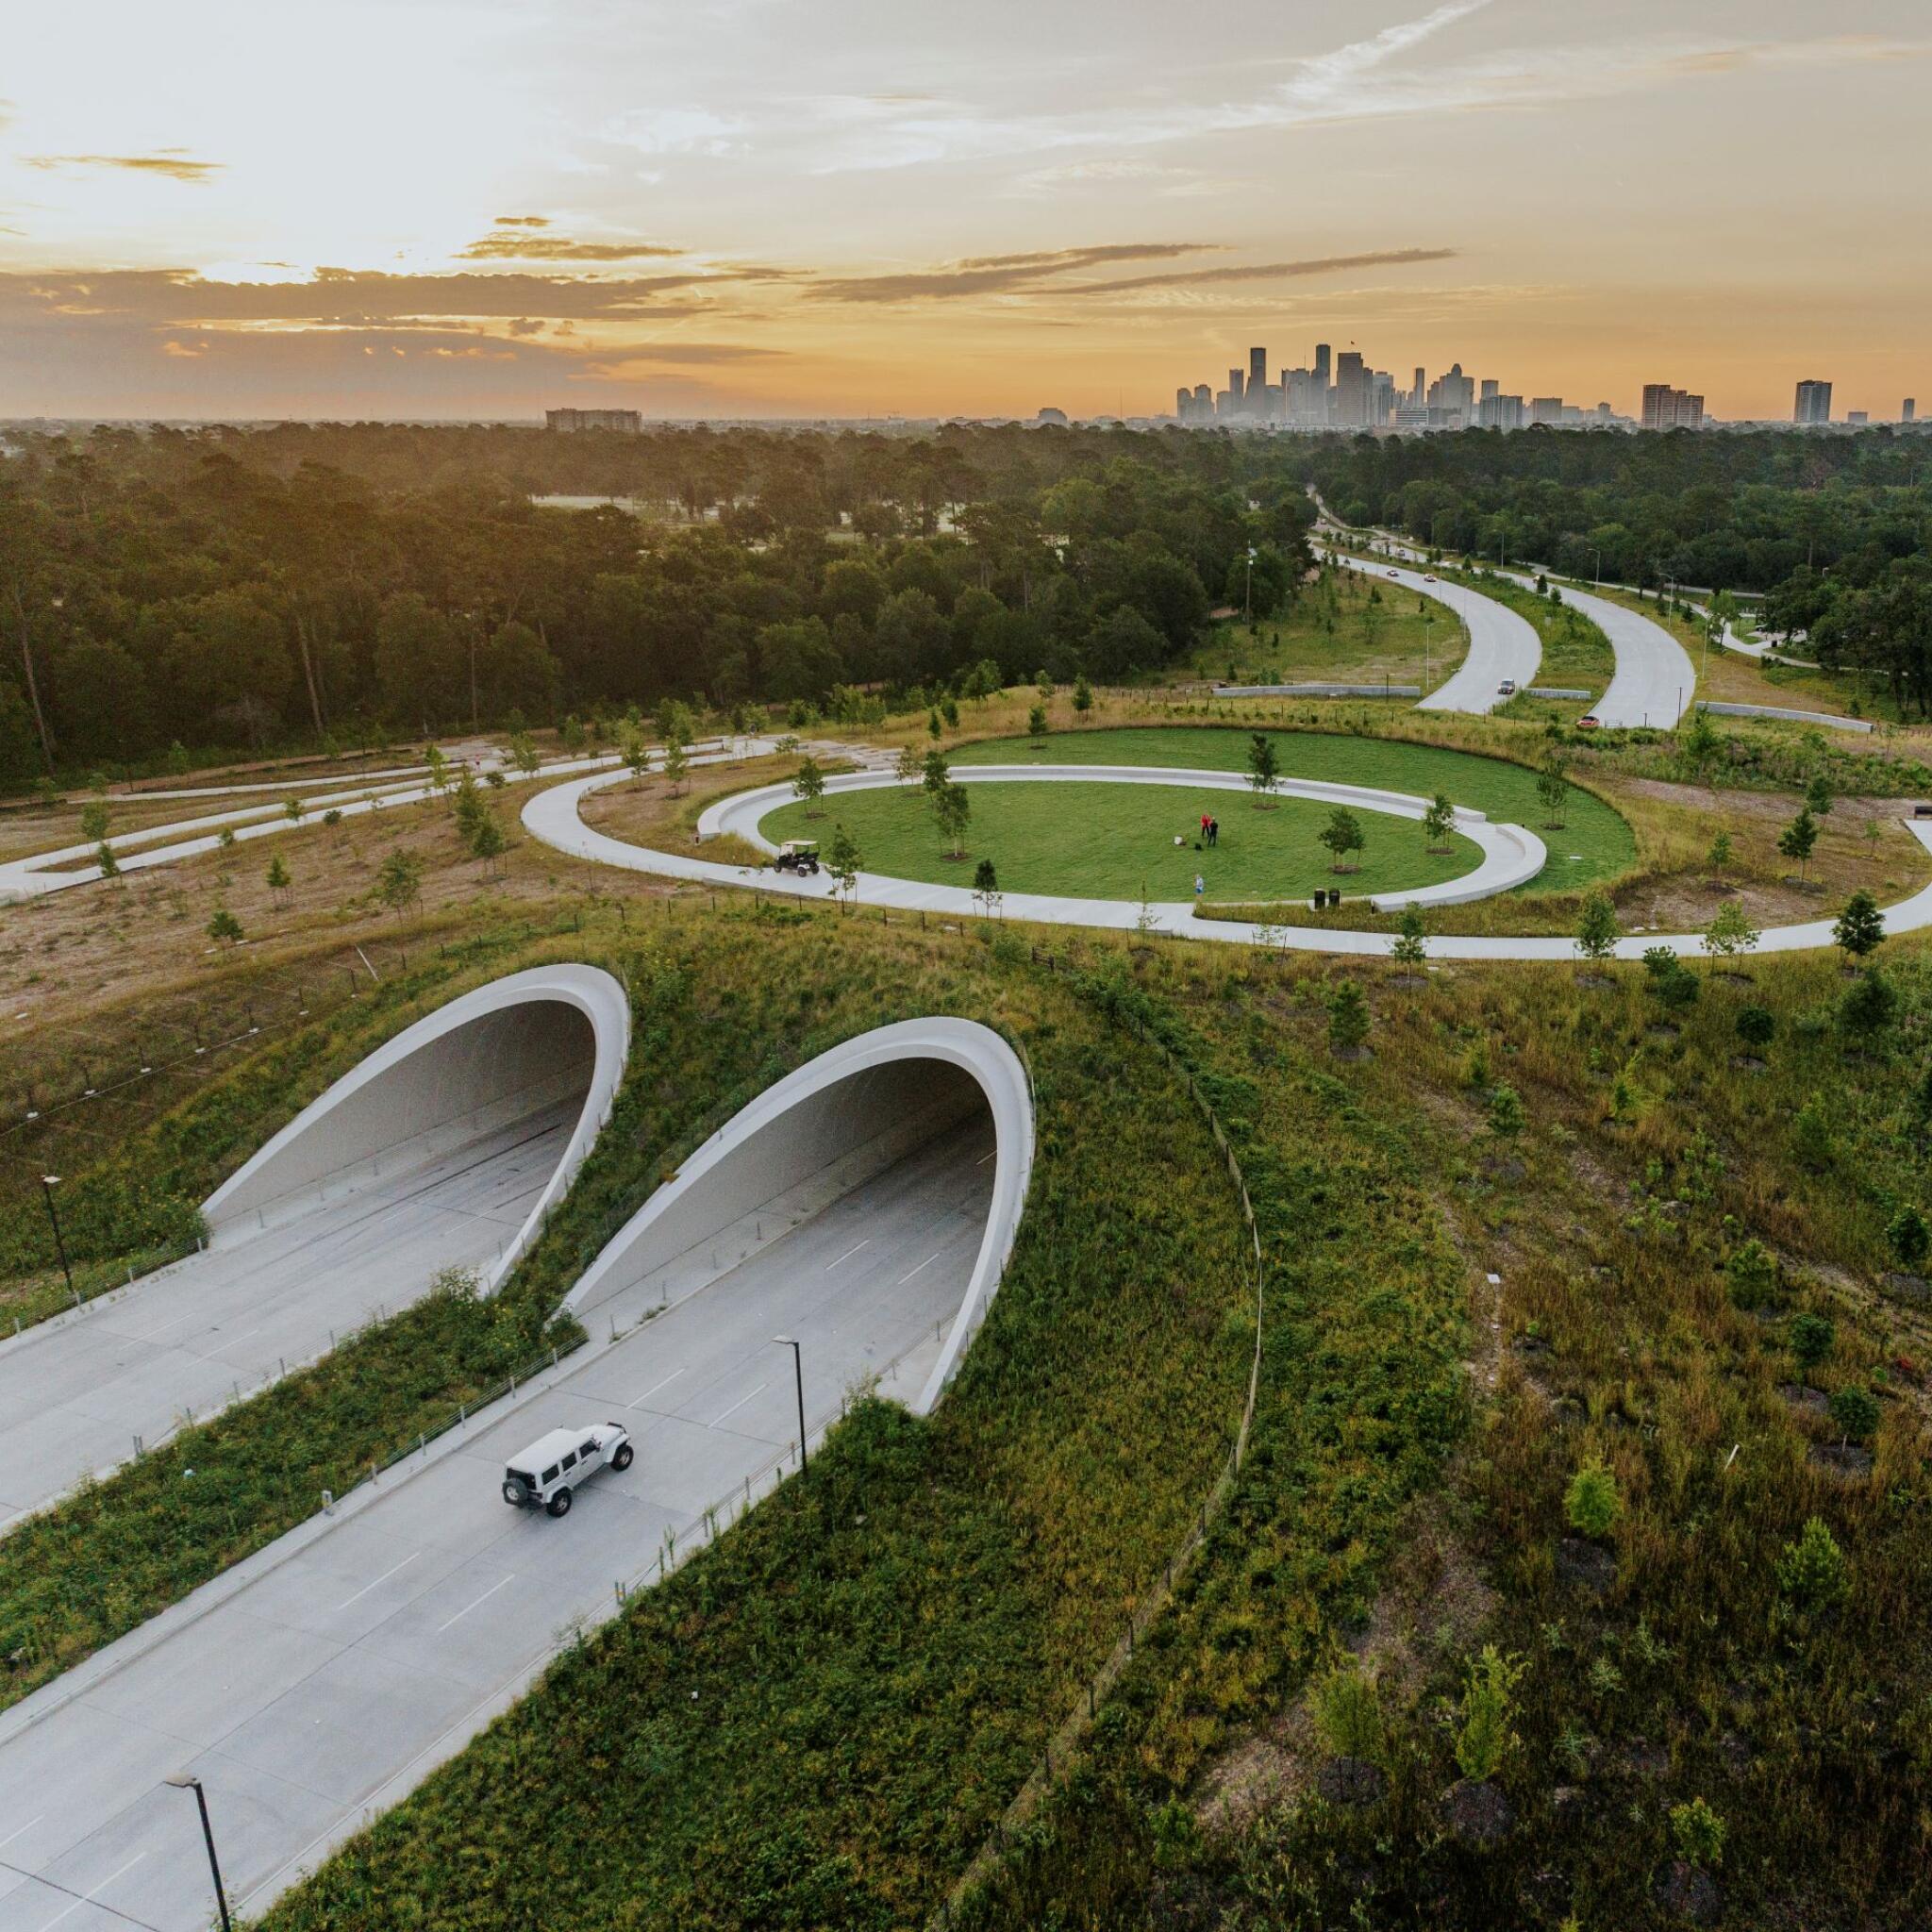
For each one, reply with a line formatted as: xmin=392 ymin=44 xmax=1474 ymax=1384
xmin=772 ymin=840 xmax=820 ymax=875
xmin=1497 ymin=678 xmax=1518 ymax=696
xmin=503 ymin=1422 xmax=634 ymax=1518
xmin=1575 ymin=714 xmax=1602 ymax=731
xmin=1424 ymin=573 xmax=1438 ymax=582
xmin=1387 ymin=568 xmax=1400 ymax=578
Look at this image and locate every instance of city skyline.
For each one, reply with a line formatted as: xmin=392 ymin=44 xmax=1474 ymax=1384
xmin=3 ymin=0 xmax=1929 ymax=422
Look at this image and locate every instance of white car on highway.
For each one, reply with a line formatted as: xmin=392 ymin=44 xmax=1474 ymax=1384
xmin=502 ymin=1422 xmax=634 ymax=1517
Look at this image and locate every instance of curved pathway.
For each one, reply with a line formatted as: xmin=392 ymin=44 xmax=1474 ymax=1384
xmin=527 ymin=762 xmax=1932 ymax=963
xmin=1507 ymin=575 xmax=1695 ymax=728
xmin=1335 ymin=556 xmax=1541 ymax=715
xmin=701 ymin=763 xmax=1546 ymax=910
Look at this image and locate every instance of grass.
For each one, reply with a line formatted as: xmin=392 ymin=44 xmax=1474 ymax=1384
xmin=762 ymin=778 xmax=1486 ymax=904
xmin=950 ymin=726 xmax=1638 ymax=893
xmin=1160 ymin=566 xmax=1470 ymax=694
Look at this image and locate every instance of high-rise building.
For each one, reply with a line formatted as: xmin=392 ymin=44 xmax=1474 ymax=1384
xmin=1905 ymin=399 xmax=1918 ymax=424
xmin=1847 ymin=410 xmax=1869 ymax=426
xmin=1313 ymin=343 xmax=1331 ymax=390
xmin=1371 ymin=370 xmax=1397 ymax=427
xmin=1333 ymin=352 xmax=1369 ymax=427
xmin=1426 ymin=363 xmax=1474 ymax=428
xmin=1641 ymin=384 xmax=1704 ymax=430
xmin=1476 ymin=393 xmax=1524 ymax=430
xmin=1412 ymin=367 xmax=1426 ymax=408
xmin=1794 ymin=379 xmax=1833 ymax=425
xmin=1248 ymin=347 xmax=1268 ymax=397
xmin=1480 ymin=377 xmax=1500 ymax=401
xmin=1530 ymin=396 xmax=1564 ymax=427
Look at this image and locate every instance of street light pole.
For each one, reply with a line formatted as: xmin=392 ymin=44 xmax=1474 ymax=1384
xmin=40 ymin=1175 xmax=71 ymax=1294
xmin=165 ymin=1774 xmax=233 ymax=1932
xmin=772 ymin=1336 xmax=807 ymax=1473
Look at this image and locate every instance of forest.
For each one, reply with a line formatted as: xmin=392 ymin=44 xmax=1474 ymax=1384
xmin=4 ymin=417 xmax=1930 ymax=784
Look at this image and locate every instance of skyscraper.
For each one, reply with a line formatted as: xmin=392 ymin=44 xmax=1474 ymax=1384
xmin=1248 ymin=347 xmax=1268 ymax=397
xmin=1313 ymin=343 xmax=1331 ymax=390
xmin=1904 ymin=399 xmax=1917 ymax=424
xmin=1794 ymin=379 xmax=1833 ymax=425
xmin=1412 ymin=367 xmax=1426 ymax=408
xmin=1333 ymin=352 xmax=1369 ymax=427
xmin=1641 ymin=384 xmax=1704 ymax=430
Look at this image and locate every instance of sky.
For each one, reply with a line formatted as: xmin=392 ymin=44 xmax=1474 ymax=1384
xmin=1 ymin=0 xmax=1926 ymax=423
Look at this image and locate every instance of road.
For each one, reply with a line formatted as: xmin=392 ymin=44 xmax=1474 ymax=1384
xmin=0 ymin=1101 xmax=581 ymax=1534
xmin=1507 ymin=575 xmax=1695 ymax=728
xmin=1335 ymin=556 xmax=1541 ymax=714
xmin=0 ymin=1115 xmax=993 ymax=1932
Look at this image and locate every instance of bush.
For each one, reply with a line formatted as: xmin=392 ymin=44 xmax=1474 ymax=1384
xmin=1736 ymin=1005 xmax=1775 ymax=1049
xmin=1775 ymin=1516 xmax=1850 ymax=1613
xmin=1325 ymin=980 xmax=1371 ymax=1056
xmin=1827 ymin=1386 xmax=1880 ymax=1442
xmin=1452 ymin=1645 xmax=1525 ymax=1781
xmin=1670 ymin=1796 xmax=1727 ymax=1870
xmin=1840 ymin=969 xmax=1898 ymax=1038
xmin=1790 ymin=1311 xmax=1836 ymax=1371
xmin=1564 ymin=1459 xmax=1621 ymax=1540
xmin=1724 ymin=1238 xmax=1779 ymax=1310
xmin=1310 ymin=1660 xmax=1384 ymax=1762
xmin=1488 ymin=1084 xmax=1526 ymax=1139
xmin=1791 ymin=1094 xmax=1835 ymax=1169
xmin=1887 ymin=1205 xmax=1930 ymax=1272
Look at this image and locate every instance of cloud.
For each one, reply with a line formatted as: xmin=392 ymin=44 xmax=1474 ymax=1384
xmin=1080 ymin=248 xmax=1458 ymax=295
xmin=604 ymin=107 xmax=742 ymax=156
xmin=25 ymin=151 xmax=223 ymax=182
xmin=458 ymin=229 xmax=684 ymax=262
xmin=809 ymin=241 xmax=1214 ymax=303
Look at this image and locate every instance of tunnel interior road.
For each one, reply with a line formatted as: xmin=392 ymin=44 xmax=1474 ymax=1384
xmin=0 ymin=965 xmax=629 ymax=1534
xmin=0 ymin=1029 xmax=1026 ymax=1932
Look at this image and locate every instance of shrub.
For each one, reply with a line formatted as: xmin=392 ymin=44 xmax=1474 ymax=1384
xmin=1736 ymin=1005 xmax=1775 ymax=1048
xmin=1791 ymin=1094 xmax=1835 ymax=1169
xmin=1488 ymin=1084 xmax=1526 ymax=1139
xmin=1310 ymin=1660 xmax=1384 ymax=1762
xmin=1564 ymin=1459 xmax=1621 ymax=1540
xmin=1453 ymin=1645 xmax=1525 ymax=1781
xmin=1887 ymin=1206 xmax=1930 ymax=1273
xmin=1670 ymin=1796 xmax=1727 ymax=1870
xmin=1790 ymin=1311 xmax=1836 ymax=1372
xmin=1834 ymin=890 xmax=1885 ymax=961
xmin=1574 ymin=891 xmax=1619 ymax=961
xmin=1775 ymin=1516 xmax=1850 ymax=1613
xmin=1325 ymin=979 xmax=1371 ymax=1056
xmin=1827 ymin=1386 xmax=1880 ymax=1442
xmin=1840 ymin=969 xmax=1898 ymax=1038
xmin=1724 ymin=1238 xmax=1779 ymax=1310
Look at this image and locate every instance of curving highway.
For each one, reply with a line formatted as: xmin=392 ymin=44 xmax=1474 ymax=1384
xmin=1334 ymin=556 xmax=1541 ymax=714
xmin=1506 ymin=575 xmax=1695 ymax=728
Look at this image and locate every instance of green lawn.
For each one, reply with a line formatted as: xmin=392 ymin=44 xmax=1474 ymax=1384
xmin=946 ymin=726 xmax=1638 ymax=891
xmin=763 ymin=780 xmax=1482 ymax=904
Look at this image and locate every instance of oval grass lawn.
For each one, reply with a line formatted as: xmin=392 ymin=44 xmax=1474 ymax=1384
xmin=950 ymin=725 xmax=1635 ymax=891
xmin=760 ymin=779 xmax=1484 ymax=905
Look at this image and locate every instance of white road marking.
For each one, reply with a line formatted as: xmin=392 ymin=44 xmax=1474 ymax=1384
xmin=825 ymin=1240 xmax=871 ymax=1271
xmin=710 ymin=1381 xmax=769 ymax=1427
xmin=436 ymin=1574 xmax=514 ymax=1634
xmin=0 ymin=1811 xmax=43 ymax=1853
xmin=36 ymin=1850 xmax=148 ymax=1929
xmin=897 ymin=1252 xmax=941 ymax=1285
xmin=630 ymin=1366 xmax=686 ymax=1407
xmin=335 ymin=1552 xmax=420 ymax=1611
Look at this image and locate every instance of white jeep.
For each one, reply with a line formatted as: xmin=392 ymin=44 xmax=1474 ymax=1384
xmin=501 ymin=1422 xmax=634 ymax=1518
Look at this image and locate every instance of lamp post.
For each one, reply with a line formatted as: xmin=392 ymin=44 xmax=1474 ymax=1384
xmin=772 ymin=1336 xmax=807 ymax=1473
xmin=1243 ymin=546 xmax=1257 ymax=625
xmin=40 ymin=1175 xmax=71 ymax=1294
xmin=1591 ymin=547 xmax=1602 ymax=588
xmin=165 ymin=1773 xmax=233 ymax=1932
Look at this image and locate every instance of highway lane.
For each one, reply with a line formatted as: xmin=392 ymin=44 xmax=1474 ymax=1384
xmin=0 ymin=1115 xmax=994 ymax=1932
xmin=1508 ymin=575 xmax=1695 ymax=728
xmin=0 ymin=1100 xmax=578 ymax=1534
xmin=1335 ymin=556 xmax=1541 ymax=714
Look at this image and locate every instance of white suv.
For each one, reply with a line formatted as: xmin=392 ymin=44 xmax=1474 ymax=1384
xmin=502 ymin=1422 xmax=634 ymax=1518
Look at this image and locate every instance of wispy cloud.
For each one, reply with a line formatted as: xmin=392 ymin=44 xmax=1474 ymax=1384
xmin=457 ymin=227 xmax=684 ymax=262
xmin=1079 ymin=248 xmax=1458 ymax=296
xmin=26 ymin=150 xmax=223 ymax=182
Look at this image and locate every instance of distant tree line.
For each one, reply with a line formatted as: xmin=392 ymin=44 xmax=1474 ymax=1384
xmin=0 ymin=424 xmax=1316 ymax=785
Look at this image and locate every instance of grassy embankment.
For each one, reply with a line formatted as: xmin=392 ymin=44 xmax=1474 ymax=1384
xmin=1159 ymin=562 xmax=1471 ymax=695
xmin=951 ymin=926 xmax=1932 ymax=1930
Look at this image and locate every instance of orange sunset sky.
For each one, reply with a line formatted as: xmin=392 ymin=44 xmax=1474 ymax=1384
xmin=2 ymin=0 xmax=1926 ymax=424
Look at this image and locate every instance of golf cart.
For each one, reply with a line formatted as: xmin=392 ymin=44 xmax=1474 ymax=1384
xmin=772 ymin=840 xmax=821 ymax=876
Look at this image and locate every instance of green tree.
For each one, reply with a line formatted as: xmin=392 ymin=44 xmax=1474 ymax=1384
xmin=1488 ymin=1083 xmax=1526 ymax=1139
xmin=94 ymin=840 xmax=120 ymax=880
xmin=1680 ymin=705 xmax=1723 ymax=786
xmin=932 ymin=779 xmax=972 ymax=858
xmin=265 ymin=855 xmax=291 ymax=905
xmin=663 ymin=737 xmax=690 ymax=794
xmin=922 ymin=745 xmax=950 ymax=797
xmin=207 ymin=906 xmax=242 ymax=944
xmin=1805 ymin=770 xmax=1833 ymax=817
xmin=468 ymin=811 xmax=507 ymax=874
xmin=1422 ymin=792 xmax=1456 ymax=852
xmin=508 ymin=731 xmax=541 ymax=778
xmin=1790 ymin=1310 xmax=1836 ymax=1372
xmin=1670 ymin=1798 xmax=1726 ymax=1871
xmin=894 ymin=742 xmax=922 ymax=786
xmin=621 ymin=725 xmax=652 ymax=787
xmin=1575 ymin=891 xmax=1620 ymax=962
xmin=375 ymin=847 xmax=424 ymax=917
xmin=1724 ymin=1238 xmax=1778 ymax=1309
xmin=1840 ymin=968 xmax=1897 ymax=1037
xmin=1072 ymin=675 xmax=1093 ymax=713
xmin=1833 ymin=889 xmax=1885 ymax=962
xmin=78 ymin=799 xmax=110 ymax=843
xmin=1245 ymin=732 xmax=1279 ymax=805
xmin=1391 ymin=904 xmax=1427 ymax=966
xmin=1736 ymin=1005 xmax=1775 ymax=1049
xmin=1707 ymin=829 xmax=1733 ymax=875
xmin=1027 ymin=703 xmax=1049 ymax=744
xmin=824 ymin=823 xmax=861 ymax=909
xmin=1318 ymin=807 xmax=1365 ymax=873
xmin=1453 ymin=1646 xmax=1525 ymax=1781
xmin=927 ymin=707 xmax=943 ymax=743
xmin=1775 ymin=1516 xmax=1849 ymax=1613
xmin=1564 ymin=1459 xmax=1621 ymax=1539
xmin=1310 ymin=1660 xmax=1384 ymax=1763
xmin=283 ymin=796 xmax=305 ymax=824
xmin=792 ymin=756 xmax=826 ymax=817
xmin=1325 ymin=979 xmax=1371 ymax=1055
xmin=1791 ymin=1093 xmax=1835 ymax=1168
xmin=972 ymin=857 xmax=1002 ymax=919
xmin=1828 ymin=1386 xmax=1881 ymax=1443
xmin=1705 ymin=899 xmax=1759 ymax=960
xmin=1534 ymin=758 xmax=1568 ymax=827
xmin=1777 ymin=805 xmax=1818 ymax=881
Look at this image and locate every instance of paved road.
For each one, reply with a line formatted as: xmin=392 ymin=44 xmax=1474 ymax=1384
xmin=1334 ymin=556 xmax=1541 ymax=715
xmin=0 ymin=1102 xmax=580 ymax=1535
xmin=0 ymin=1116 xmax=993 ymax=1931
xmin=1507 ymin=575 xmax=1695 ymax=728
xmin=529 ymin=764 xmax=1932 ymax=962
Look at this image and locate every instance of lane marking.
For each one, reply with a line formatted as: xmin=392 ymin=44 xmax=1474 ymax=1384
xmin=629 ymin=1366 xmax=686 ymax=1408
xmin=0 ymin=1812 xmax=44 ymax=1854
xmin=334 ymin=1551 xmax=420 ymax=1611
xmin=436 ymin=1574 xmax=514 ymax=1634
xmin=897 ymin=1252 xmax=941 ymax=1285
xmin=36 ymin=1850 xmax=149 ymax=1930
xmin=710 ymin=1381 xmax=768 ymax=1427
xmin=824 ymin=1240 xmax=871 ymax=1271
